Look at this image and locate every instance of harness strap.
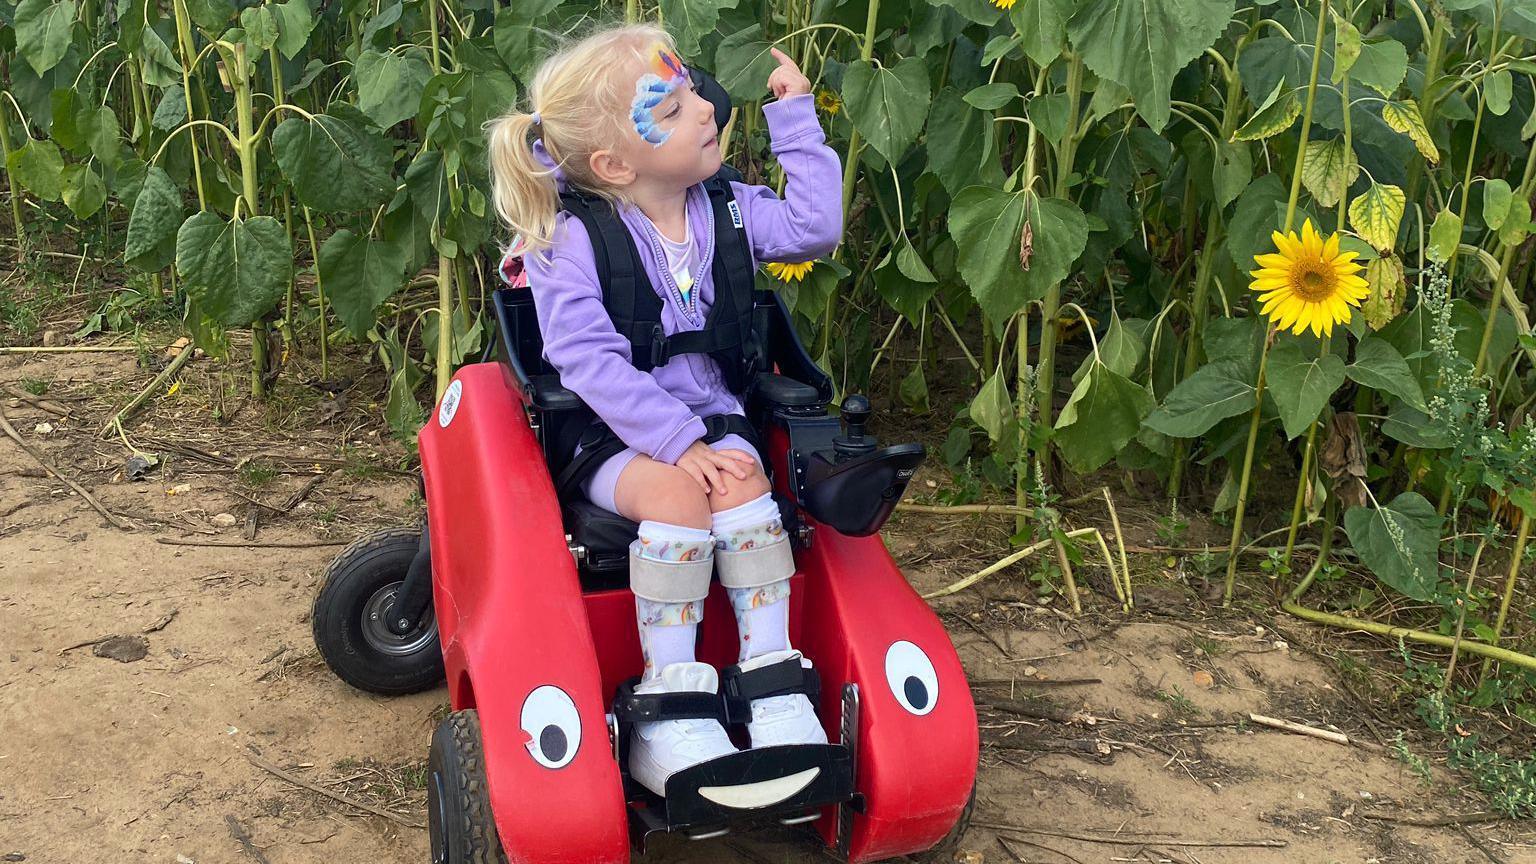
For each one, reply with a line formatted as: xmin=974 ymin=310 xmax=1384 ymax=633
xmin=613 ymin=680 xmax=729 ymax=724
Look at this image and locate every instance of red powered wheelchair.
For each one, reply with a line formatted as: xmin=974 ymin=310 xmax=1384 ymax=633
xmin=311 ymin=71 xmax=975 ymax=864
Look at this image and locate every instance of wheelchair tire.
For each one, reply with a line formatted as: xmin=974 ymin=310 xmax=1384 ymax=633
xmin=311 ymin=526 xmax=444 ymax=695
xmin=428 ymin=710 xmax=508 ymax=864
xmin=918 ymin=782 xmax=976 ymax=862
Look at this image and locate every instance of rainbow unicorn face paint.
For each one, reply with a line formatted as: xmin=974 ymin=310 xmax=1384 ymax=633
xmin=630 ymin=46 xmax=689 ymax=148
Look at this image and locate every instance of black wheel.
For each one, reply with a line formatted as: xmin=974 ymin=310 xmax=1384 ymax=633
xmin=918 ymin=783 xmax=976 ymax=861
xmin=428 ymin=710 xmax=507 ymax=864
xmin=311 ymin=526 xmax=444 ymax=695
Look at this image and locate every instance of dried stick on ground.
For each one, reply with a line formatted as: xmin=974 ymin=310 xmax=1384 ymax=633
xmin=0 ymin=406 xmax=133 ymax=531
xmin=4 ymin=385 xmax=71 ymax=417
xmin=156 ymin=537 xmax=347 ymax=549
xmin=974 ymin=822 xmax=1287 ymax=849
xmin=98 ymin=343 xmax=194 ymax=439
xmin=225 ymin=815 xmax=273 ymax=864
xmin=0 ymin=345 xmax=139 ymax=354
xmin=245 ymin=752 xmax=425 ymax=829
xmin=1246 ymin=713 xmax=1351 ymax=746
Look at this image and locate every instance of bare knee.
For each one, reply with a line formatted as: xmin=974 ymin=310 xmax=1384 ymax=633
xmin=708 ymin=459 xmax=771 ymax=513
xmin=614 ymin=461 xmax=711 ymax=530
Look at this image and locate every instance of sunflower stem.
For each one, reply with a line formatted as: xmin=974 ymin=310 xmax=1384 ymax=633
xmin=1226 ymin=0 xmax=1330 ymax=606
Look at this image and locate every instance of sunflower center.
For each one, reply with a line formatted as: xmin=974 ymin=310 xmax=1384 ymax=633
xmin=1291 ymin=261 xmax=1338 ymax=302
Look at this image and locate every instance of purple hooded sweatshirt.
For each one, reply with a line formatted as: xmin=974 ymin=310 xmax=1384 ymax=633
xmin=523 ymin=92 xmax=843 ymax=466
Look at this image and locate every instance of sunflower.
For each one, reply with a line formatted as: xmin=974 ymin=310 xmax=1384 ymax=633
xmin=815 ymin=88 xmax=843 ymax=116
xmin=1250 ymin=220 xmax=1370 ymax=338
xmin=765 ymin=260 xmax=816 ymax=283
xmin=989 ymin=0 xmax=1018 ymax=8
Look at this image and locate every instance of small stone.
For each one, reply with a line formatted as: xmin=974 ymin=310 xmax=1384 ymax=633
xmin=1192 ymin=670 xmax=1214 ymax=689
xmin=41 ymin=330 xmax=59 ymax=347
xmin=1022 ymin=665 xmax=1039 ymax=677
xmin=176 ymin=855 xmax=196 ymax=864
xmin=92 ymin=635 xmax=149 ymax=663
xmin=167 ymin=483 xmax=192 ymax=496
xmin=954 ymin=851 xmax=984 ymax=864
xmin=32 ymin=422 xmax=53 ymax=436
xmin=210 ymin=513 xmax=237 ymax=528
xmin=5 ymin=852 xmax=27 ymax=861
xmin=165 ymin=337 xmax=191 ymax=359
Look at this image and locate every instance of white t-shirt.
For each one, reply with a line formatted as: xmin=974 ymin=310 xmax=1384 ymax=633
xmin=656 ymin=220 xmax=698 ymax=312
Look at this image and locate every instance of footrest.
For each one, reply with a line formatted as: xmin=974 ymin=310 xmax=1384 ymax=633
xmin=657 ymin=743 xmax=853 ymax=830
xmin=720 ymin=657 xmax=820 ymax=723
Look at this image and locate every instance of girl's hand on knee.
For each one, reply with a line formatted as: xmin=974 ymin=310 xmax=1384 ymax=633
xmin=676 ymin=441 xmax=753 ymax=494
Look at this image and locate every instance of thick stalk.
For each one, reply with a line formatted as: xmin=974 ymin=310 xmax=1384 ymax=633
xmin=172 ymin=0 xmax=208 ymax=209
xmin=1446 ymin=6 xmax=1500 ymax=290
xmin=0 ymin=81 xmax=23 ymax=254
xmin=127 ymin=55 xmax=149 ymax=154
xmin=232 ymin=44 xmax=267 ymax=398
xmin=1282 ymin=343 xmax=1329 ymax=562
xmin=1014 ymin=123 xmax=1041 ymax=535
xmin=302 ymin=206 xmax=328 ymax=378
xmin=426 ymin=0 xmax=443 ymax=74
xmin=1287 ymin=496 xmax=1336 ymax=602
xmin=1225 ymin=0 xmax=1329 ymax=604
xmin=1035 ymin=54 xmax=1084 ymax=434
xmin=1283 ymin=601 xmax=1536 ymax=673
xmin=825 ymin=0 xmax=883 ymax=360
xmin=1443 ymin=536 xmax=1490 ymax=697
xmin=436 ymin=254 xmax=455 ymax=398
xmin=1477 ymin=512 xmax=1531 ymax=686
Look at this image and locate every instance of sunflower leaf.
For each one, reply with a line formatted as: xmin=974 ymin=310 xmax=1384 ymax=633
xmin=1054 ymin=360 xmax=1156 ymax=473
xmin=1427 ymin=209 xmax=1462 ymax=262
xmin=1361 ymin=254 xmax=1406 ymax=330
xmin=1347 ymin=336 xmax=1426 ymax=412
xmin=1267 ymin=339 xmax=1346 ymax=440
xmin=1347 ymin=182 xmax=1405 ymax=251
xmin=1343 ymin=492 xmax=1443 ymax=602
xmin=1144 ymin=356 xmax=1258 ymax=438
xmin=1483 ymin=178 xmax=1514 ymax=231
xmin=1233 ymin=80 xmax=1301 ymax=141
xmin=1381 ymin=99 xmax=1438 ymax=164
xmin=1300 ymin=137 xmax=1358 ymax=208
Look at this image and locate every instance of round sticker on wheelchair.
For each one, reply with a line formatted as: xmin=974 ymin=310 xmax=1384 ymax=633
xmin=437 ymin=379 xmax=463 ymax=428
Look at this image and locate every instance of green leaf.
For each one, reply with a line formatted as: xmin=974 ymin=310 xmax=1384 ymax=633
xmin=1361 ymin=254 xmax=1405 ymax=330
xmin=273 ymin=0 xmax=314 ymax=60
xmin=1212 ymin=138 xmax=1252 ymax=209
xmin=1144 ymin=356 xmax=1258 ymax=438
xmin=1300 ymin=137 xmax=1358 ymax=208
xmin=1347 ymin=182 xmax=1405 ymax=251
xmin=240 ymin=5 xmax=278 ymax=51
xmin=1266 ymin=339 xmax=1345 ymax=440
xmin=59 ymin=162 xmax=105 ymax=218
xmin=1233 ymin=80 xmax=1301 ymax=141
xmin=355 ymin=48 xmax=433 ymax=128
xmin=1351 ymin=39 xmax=1407 ymax=96
xmin=925 ymin=88 xmax=1005 ymax=196
xmin=175 ymin=213 xmax=292 ymax=326
xmin=6 ymin=138 xmax=64 ymax=201
xmin=14 ymin=0 xmax=75 ymax=76
xmin=1381 ymin=99 xmax=1438 ymax=164
xmin=185 ymin=0 xmax=233 ymax=29
xmin=1331 ymin=15 xmax=1361 ymax=82
xmin=949 ymin=190 xmax=1086 ymax=328
xmin=81 ymin=106 xmax=120 ymax=165
xmin=1054 ymin=360 xmax=1155 ymax=473
xmin=1427 ymin=209 xmax=1462 ymax=262
xmin=659 ymin=0 xmax=722 ymax=56
xmin=1026 ymin=92 xmax=1072 ymax=143
xmin=963 ymin=82 xmax=1020 ymax=110
xmin=318 ymin=228 xmax=408 ymax=335
xmin=899 ymin=362 xmax=930 ymax=413
xmin=896 ymin=240 xmax=936 ymax=283
xmin=1498 ymin=197 xmax=1531 ymax=246
xmin=153 ymin=84 xmax=188 ymax=130
xmin=1067 ymin=0 xmax=1235 ymax=132
xmin=713 ymin=25 xmax=778 ymax=102
xmin=1486 ymin=68 xmax=1513 ymax=116
xmin=1343 ymin=492 xmax=1443 ymax=602
xmin=271 ymin=108 xmax=394 ymax=212
xmin=124 ymin=166 xmax=183 ymax=272
xmin=1483 ymin=178 xmax=1514 ymax=231
xmin=843 ymin=57 xmax=931 ymax=163
xmin=873 ymin=256 xmax=938 ymax=325
xmin=970 ymin=368 xmax=1012 ymax=443
xmin=1227 ymin=173 xmax=1287 ymax=270
xmin=1346 ymin=336 xmax=1426 ymax=412
xmin=1074 ymin=310 xmax=1145 ymax=382
xmin=1011 ymin=0 xmax=1077 ymax=66
xmin=49 ymin=88 xmax=84 ymax=151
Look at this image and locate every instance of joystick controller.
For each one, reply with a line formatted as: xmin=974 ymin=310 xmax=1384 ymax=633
xmin=833 ymin=395 xmax=877 ymax=460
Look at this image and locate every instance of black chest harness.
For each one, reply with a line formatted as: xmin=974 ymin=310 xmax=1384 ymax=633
xmin=551 ymin=177 xmax=767 ymax=500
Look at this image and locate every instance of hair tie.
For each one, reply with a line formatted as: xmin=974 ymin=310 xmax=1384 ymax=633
xmin=531 ymin=137 xmax=567 ymax=186
xmin=530 ymin=110 xmax=542 ymax=126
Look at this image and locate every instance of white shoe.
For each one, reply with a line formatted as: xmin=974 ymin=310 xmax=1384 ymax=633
xmin=628 ymin=662 xmax=739 ymax=797
xmin=737 ymin=650 xmax=829 ymax=749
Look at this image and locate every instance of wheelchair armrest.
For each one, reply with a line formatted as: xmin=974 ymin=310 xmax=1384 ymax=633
xmin=800 ymin=443 xmax=925 ymax=537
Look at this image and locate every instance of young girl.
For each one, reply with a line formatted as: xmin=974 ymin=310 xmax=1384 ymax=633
xmin=487 ymin=24 xmax=843 ymax=797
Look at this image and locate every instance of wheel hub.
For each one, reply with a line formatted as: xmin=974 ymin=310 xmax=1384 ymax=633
xmin=361 ymin=582 xmax=436 ymax=657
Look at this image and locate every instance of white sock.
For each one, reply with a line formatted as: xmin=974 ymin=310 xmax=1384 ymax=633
xmin=714 ymin=495 xmax=793 ymax=661
xmin=634 ymin=521 xmax=713 ymax=680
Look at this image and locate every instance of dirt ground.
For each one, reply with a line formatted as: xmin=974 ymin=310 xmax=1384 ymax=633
xmin=3 ymin=347 xmax=1535 ymax=864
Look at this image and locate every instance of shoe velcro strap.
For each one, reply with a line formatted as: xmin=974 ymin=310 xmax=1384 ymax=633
xmin=722 ymin=657 xmax=821 ymax=710
xmin=614 ymin=689 xmax=727 ymax=724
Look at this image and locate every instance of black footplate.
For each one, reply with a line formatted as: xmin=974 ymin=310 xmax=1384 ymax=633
xmin=633 ymin=743 xmax=853 ymax=836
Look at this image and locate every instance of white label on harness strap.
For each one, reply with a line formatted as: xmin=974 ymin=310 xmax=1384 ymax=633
xmin=727 ymin=200 xmax=743 ymax=229
xmin=438 ymin=379 xmax=463 ymax=428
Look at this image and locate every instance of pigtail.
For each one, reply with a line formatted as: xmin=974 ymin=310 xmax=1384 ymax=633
xmin=488 ymin=111 xmax=562 ymax=257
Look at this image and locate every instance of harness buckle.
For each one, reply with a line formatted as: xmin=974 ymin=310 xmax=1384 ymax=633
xmin=649 ymin=323 xmax=671 ymax=367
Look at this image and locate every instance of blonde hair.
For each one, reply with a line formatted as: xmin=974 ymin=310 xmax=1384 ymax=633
xmin=487 ymin=23 xmax=681 ymax=257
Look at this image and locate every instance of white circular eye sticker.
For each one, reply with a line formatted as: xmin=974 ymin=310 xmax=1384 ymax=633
xmin=884 ymin=640 xmax=939 ymax=716
xmin=437 ymin=379 xmax=463 ymax=428
xmin=520 ymin=685 xmax=581 ymax=769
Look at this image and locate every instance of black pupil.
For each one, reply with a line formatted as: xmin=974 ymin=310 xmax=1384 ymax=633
xmin=540 ymin=725 xmax=568 ymax=762
xmin=903 ymin=677 xmax=929 ymax=710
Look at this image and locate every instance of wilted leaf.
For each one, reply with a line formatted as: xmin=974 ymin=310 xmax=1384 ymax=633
xmin=1382 ymin=99 xmax=1438 ymax=164
xmin=970 ymin=368 xmax=1012 ymax=443
xmin=1301 ymin=138 xmax=1358 ymax=208
xmin=1347 ymin=182 xmax=1405 ymax=251
xmin=1320 ymin=411 xmax=1368 ymax=510
xmin=1427 ymin=209 xmax=1462 ymax=262
xmin=1234 ymin=81 xmax=1301 ymax=141
xmin=1361 ymin=254 xmax=1405 ymax=330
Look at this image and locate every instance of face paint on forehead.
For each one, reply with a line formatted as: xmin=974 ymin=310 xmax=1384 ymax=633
xmin=630 ymin=45 xmax=689 ymax=148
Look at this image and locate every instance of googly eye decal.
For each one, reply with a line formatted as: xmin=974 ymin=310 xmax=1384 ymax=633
xmin=520 ymin=685 xmax=581 ymax=769
xmin=884 ymin=640 xmax=938 ymax=716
